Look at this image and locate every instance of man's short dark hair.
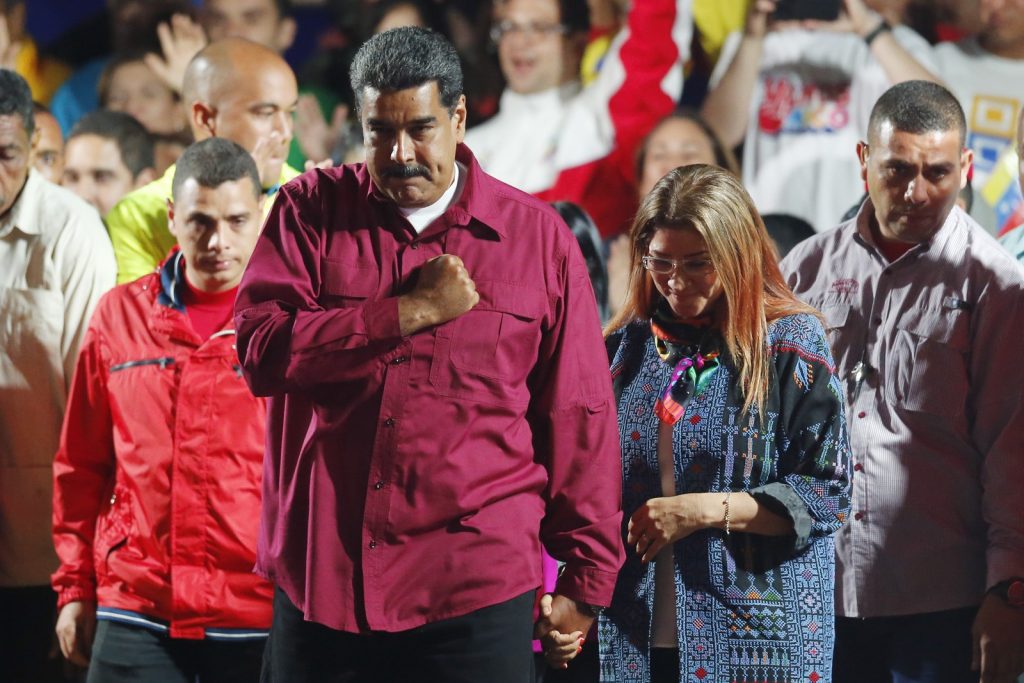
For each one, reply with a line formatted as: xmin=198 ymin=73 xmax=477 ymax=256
xmin=868 ymin=80 xmax=967 ymax=147
xmin=350 ymin=26 xmax=463 ymax=115
xmin=69 ymin=111 xmax=156 ymax=179
xmin=0 ymin=69 xmax=34 ymax=135
xmin=172 ymin=138 xmax=260 ymax=201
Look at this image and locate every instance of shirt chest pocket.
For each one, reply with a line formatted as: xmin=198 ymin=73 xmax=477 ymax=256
xmin=819 ymin=302 xmax=854 ymax=374
xmin=886 ymin=306 xmax=970 ymax=418
xmin=430 ymin=281 xmax=545 ymax=405
xmin=320 ymin=257 xmax=380 ymax=306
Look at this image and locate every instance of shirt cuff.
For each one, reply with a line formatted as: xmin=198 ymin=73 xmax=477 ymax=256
xmin=56 ymin=585 xmax=96 ymax=610
xmin=553 ymin=565 xmax=618 ymax=608
xmin=986 ymin=551 xmax=1024 ymax=589
xmin=363 ymin=296 xmax=403 ymax=344
xmin=750 ymin=482 xmax=813 ymax=551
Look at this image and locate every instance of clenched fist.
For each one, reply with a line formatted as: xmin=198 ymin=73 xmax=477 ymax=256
xmin=399 ymin=254 xmax=479 ymax=335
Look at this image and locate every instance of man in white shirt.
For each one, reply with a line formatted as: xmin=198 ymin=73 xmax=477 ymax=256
xmin=933 ymin=0 xmax=1024 ymax=236
xmin=0 ymin=68 xmax=116 ymax=682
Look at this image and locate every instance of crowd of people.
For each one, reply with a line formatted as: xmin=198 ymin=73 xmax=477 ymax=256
xmin=0 ymin=0 xmax=1023 ymax=682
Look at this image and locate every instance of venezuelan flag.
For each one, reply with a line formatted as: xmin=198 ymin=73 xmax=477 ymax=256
xmin=981 ymin=147 xmax=1023 ymax=236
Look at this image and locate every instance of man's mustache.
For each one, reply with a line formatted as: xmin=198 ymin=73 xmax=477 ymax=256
xmin=382 ymin=164 xmax=431 ymax=179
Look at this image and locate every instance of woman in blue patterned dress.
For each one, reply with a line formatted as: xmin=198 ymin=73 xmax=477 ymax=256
xmin=597 ymin=165 xmax=851 ymax=683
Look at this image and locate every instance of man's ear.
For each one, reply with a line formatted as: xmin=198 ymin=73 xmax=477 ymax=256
xmin=275 ymin=17 xmax=297 ymax=53
xmin=191 ymin=101 xmax=216 ymax=140
xmin=960 ymin=148 xmax=973 ymax=190
xmin=29 ymin=120 xmax=40 ymax=149
xmin=453 ymin=94 xmax=467 ymax=143
xmin=857 ymin=141 xmax=869 ymax=184
xmin=166 ymin=198 xmax=176 ymax=236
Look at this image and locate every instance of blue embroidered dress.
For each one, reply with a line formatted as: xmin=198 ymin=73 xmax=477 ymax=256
xmin=599 ymin=313 xmax=851 ymax=683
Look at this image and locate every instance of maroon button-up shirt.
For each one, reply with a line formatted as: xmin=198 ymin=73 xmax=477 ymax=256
xmin=234 ymin=145 xmax=624 ymax=633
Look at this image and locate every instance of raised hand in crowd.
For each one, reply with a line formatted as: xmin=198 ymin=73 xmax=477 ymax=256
xmin=144 ymin=13 xmax=208 ymax=95
xmin=295 ymin=95 xmax=349 ymax=165
xmin=0 ymin=16 xmax=20 ymax=70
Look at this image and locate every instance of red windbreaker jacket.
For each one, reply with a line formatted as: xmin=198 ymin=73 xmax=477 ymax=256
xmin=52 ymin=254 xmax=272 ymax=639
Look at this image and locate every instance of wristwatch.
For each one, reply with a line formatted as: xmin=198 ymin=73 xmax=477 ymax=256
xmin=577 ymin=602 xmax=605 ymax=618
xmin=987 ymin=578 xmax=1024 ymax=608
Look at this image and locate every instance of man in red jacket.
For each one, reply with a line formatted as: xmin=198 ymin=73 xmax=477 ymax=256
xmin=51 ymin=137 xmax=271 ymax=682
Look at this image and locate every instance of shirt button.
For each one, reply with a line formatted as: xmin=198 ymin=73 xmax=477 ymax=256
xmin=853 ymin=463 xmax=863 ymax=472
xmin=374 ymin=481 xmax=385 ymax=490
xmin=872 ymin=317 xmax=882 ymax=325
xmin=110 ymin=494 xmax=117 ymax=505
xmin=384 ymin=417 xmax=395 ymax=427
xmin=391 ymin=356 xmax=407 ymax=365
xmin=857 ymin=411 xmax=867 ymax=418
xmin=854 ymin=512 xmax=864 ymax=521
xmin=410 ymin=243 xmax=419 ymax=250
xmin=368 ymin=541 xmax=377 ymax=549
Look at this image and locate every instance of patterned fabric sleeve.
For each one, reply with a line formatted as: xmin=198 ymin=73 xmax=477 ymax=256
xmin=759 ymin=314 xmax=852 ymax=551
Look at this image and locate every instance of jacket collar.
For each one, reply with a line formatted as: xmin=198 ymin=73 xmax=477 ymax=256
xmin=157 ymin=249 xmax=187 ymax=312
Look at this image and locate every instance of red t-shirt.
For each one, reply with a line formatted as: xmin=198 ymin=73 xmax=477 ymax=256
xmin=182 ymin=274 xmax=237 ymax=341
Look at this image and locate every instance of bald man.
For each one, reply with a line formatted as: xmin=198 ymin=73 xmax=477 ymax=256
xmin=105 ymin=38 xmax=299 ymax=284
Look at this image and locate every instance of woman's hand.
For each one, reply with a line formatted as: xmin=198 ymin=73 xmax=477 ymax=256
xmin=627 ymin=494 xmax=714 ymax=563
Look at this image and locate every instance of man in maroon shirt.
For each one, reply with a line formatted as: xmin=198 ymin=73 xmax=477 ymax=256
xmin=234 ymin=26 xmax=625 ymax=681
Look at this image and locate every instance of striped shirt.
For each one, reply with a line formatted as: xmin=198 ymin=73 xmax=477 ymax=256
xmin=781 ymin=202 xmax=1024 ymax=618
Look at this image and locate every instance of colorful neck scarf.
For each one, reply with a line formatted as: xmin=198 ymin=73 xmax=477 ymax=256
xmin=651 ymin=307 xmax=721 ymax=425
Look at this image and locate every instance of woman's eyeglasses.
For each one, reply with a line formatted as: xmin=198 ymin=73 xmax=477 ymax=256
xmin=642 ymin=255 xmax=715 ymax=277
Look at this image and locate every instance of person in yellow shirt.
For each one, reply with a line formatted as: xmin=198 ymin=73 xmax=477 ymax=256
xmin=106 ymin=38 xmax=299 ymax=283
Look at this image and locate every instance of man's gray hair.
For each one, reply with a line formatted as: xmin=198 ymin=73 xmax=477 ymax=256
xmin=350 ymin=27 xmax=463 ymax=115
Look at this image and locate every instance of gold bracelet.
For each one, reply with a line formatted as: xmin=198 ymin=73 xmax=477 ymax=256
xmin=723 ymin=491 xmax=732 ymax=536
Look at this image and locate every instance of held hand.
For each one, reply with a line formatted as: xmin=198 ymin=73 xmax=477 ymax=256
xmin=143 ymin=14 xmax=207 ymax=94
xmin=55 ymin=600 xmax=97 ymax=667
xmin=534 ymin=593 xmax=592 ymax=669
xmin=627 ymin=494 xmax=710 ymax=563
xmin=400 ymin=255 xmax=479 ymax=335
xmin=972 ymin=594 xmax=1024 ymax=683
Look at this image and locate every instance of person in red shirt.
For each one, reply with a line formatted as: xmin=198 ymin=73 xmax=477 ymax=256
xmin=234 ymin=26 xmax=625 ymax=682
xmin=52 ymin=138 xmax=272 ymax=682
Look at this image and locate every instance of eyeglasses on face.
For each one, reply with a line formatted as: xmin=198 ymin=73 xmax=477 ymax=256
xmin=490 ymin=20 xmax=567 ymax=42
xmin=641 ymin=255 xmax=715 ymax=277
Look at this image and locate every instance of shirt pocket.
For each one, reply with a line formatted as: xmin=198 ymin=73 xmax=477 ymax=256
xmin=94 ymin=483 xmax=136 ymax=580
xmin=320 ymin=257 xmax=380 ymax=306
xmin=430 ymin=280 xmax=545 ymax=405
xmin=0 ymin=285 xmax=63 ymax=366
xmin=887 ymin=306 xmax=969 ymax=417
xmin=819 ymin=302 xmax=854 ymax=372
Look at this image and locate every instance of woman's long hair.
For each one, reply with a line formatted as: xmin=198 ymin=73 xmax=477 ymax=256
xmin=605 ymin=164 xmax=818 ymax=417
